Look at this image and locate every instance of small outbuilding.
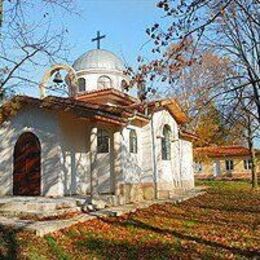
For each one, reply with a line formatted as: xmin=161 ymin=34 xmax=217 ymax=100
xmin=194 ymin=145 xmax=260 ymax=179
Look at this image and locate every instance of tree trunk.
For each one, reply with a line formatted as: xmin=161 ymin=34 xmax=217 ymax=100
xmin=252 ymin=84 xmax=260 ymax=123
xmin=250 ymin=146 xmax=257 ymax=189
xmin=248 ymin=134 xmax=258 ymax=189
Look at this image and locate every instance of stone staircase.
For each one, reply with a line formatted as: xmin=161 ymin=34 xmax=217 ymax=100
xmin=0 ymin=195 xmax=122 ymax=218
xmin=0 ymin=189 xmax=203 ymax=219
xmin=0 ymin=197 xmax=82 ymax=218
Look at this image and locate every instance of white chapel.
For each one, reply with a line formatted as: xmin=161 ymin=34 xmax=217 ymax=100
xmin=0 ymin=44 xmax=196 ymax=203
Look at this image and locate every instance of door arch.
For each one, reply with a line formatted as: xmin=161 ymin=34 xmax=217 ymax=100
xmin=13 ymin=132 xmax=41 ymax=196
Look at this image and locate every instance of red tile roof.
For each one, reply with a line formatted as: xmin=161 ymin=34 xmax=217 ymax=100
xmin=0 ymin=91 xmax=189 ymax=128
xmin=0 ymin=96 xmax=129 ymax=126
xmin=194 ymin=146 xmax=251 ymax=157
xmin=76 ymin=88 xmax=138 ymax=105
xmin=125 ymin=98 xmax=189 ymax=125
xmin=179 ymin=130 xmax=199 ymax=141
xmin=76 ymin=89 xmax=188 ymax=125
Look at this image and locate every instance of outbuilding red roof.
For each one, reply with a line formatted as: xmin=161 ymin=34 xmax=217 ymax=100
xmin=194 ymin=146 xmax=251 ymax=157
xmin=179 ymin=130 xmax=199 ymax=141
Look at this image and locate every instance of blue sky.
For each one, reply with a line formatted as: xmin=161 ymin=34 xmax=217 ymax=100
xmin=55 ymin=0 xmax=160 ymax=69
xmin=11 ymin=0 xmax=162 ymax=96
xmin=4 ymin=0 xmax=260 ymax=147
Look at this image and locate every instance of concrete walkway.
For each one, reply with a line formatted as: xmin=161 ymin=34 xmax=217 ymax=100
xmin=0 ymin=214 xmax=95 ymax=236
xmin=91 ymin=189 xmax=205 ymax=217
xmin=0 ymin=189 xmax=205 ymax=237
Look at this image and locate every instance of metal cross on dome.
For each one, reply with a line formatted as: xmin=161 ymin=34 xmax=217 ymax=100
xmin=91 ymin=31 xmax=106 ymax=49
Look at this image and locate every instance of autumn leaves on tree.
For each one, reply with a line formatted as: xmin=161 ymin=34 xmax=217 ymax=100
xmin=128 ymin=0 xmax=259 ymax=187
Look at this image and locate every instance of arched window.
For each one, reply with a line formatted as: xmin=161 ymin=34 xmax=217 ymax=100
xmin=129 ymin=129 xmax=137 ymax=153
xmin=78 ymin=78 xmax=86 ymax=92
xmin=97 ymin=129 xmax=110 ymax=153
xmin=162 ymin=125 xmax=171 ymax=160
xmin=121 ymin=80 xmax=128 ymax=91
xmin=98 ymin=75 xmax=112 ymax=89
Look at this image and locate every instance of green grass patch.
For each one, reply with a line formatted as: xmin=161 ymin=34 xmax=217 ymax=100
xmin=45 ymin=236 xmax=70 ymax=260
xmin=183 ymin=219 xmax=198 ymax=228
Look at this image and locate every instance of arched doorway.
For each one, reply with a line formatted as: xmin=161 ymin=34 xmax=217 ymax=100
xmin=13 ymin=132 xmax=41 ymax=196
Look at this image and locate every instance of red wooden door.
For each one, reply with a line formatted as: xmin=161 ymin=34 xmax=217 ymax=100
xmin=13 ymin=132 xmax=41 ymax=196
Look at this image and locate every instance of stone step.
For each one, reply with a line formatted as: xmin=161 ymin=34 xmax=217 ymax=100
xmin=25 ymin=214 xmax=96 ymax=237
xmin=0 ymin=214 xmax=96 ymax=237
xmin=0 ymin=206 xmax=82 ymax=218
xmin=85 ymin=195 xmax=125 ymax=207
xmin=0 ymin=200 xmax=78 ymax=212
xmin=83 ymin=195 xmax=125 ymax=209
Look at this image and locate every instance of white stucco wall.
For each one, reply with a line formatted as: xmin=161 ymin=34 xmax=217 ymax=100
xmin=95 ymin=125 xmax=115 ymax=194
xmin=58 ymin=114 xmax=119 ymax=195
xmin=121 ymin=109 xmax=194 ymax=191
xmin=121 ymin=126 xmax=143 ymax=184
xmin=58 ymin=113 xmax=91 ymax=195
xmin=179 ymin=139 xmax=195 ymax=188
xmin=153 ymin=110 xmax=179 ymax=189
xmin=140 ymin=123 xmax=154 ymax=184
xmin=0 ymin=106 xmax=62 ymax=196
xmin=0 ymin=104 xmax=194 ymax=198
xmin=0 ymin=107 xmax=117 ymax=197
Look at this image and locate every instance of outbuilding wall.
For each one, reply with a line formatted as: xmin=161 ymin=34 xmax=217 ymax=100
xmin=195 ymin=155 xmax=260 ymax=179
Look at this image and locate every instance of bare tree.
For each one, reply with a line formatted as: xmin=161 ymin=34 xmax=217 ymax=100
xmin=222 ymin=88 xmax=259 ymax=188
xmin=130 ymin=0 xmax=260 ymax=187
xmin=171 ymin=52 xmax=230 ymax=124
xmin=0 ymin=0 xmax=77 ymax=100
xmin=134 ymin=0 xmax=259 ymax=122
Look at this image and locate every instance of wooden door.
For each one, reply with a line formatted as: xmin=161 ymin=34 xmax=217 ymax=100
xmin=13 ymin=132 xmax=41 ymax=196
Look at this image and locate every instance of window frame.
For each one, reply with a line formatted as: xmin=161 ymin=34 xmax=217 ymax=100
xmin=78 ymin=78 xmax=86 ymax=92
xmin=97 ymin=129 xmax=110 ymax=154
xmin=162 ymin=125 xmax=171 ymax=161
xmin=244 ymin=159 xmax=252 ymax=170
xmin=97 ymin=75 xmax=112 ymax=89
xmin=121 ymin=79 xmax=128 ymax=90
xmin=129 ymin=129 xmax=137 ymax=154
xmin=225 ymin=159 xmax=234 ymax=171
xmin=194 ymin=162 xmax=203 ymax=173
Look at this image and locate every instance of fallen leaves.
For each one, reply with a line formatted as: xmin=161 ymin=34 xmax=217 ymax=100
xmin=0 ymin=180 xmax=259 ymax=259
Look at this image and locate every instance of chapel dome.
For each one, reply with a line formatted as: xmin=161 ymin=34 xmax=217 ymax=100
xmin=73 ymin=49 xmax=125 ymax=72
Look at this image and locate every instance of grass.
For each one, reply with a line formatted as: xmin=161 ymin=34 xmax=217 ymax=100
xmin=0 ymin=180 xmax=259 ymax=259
